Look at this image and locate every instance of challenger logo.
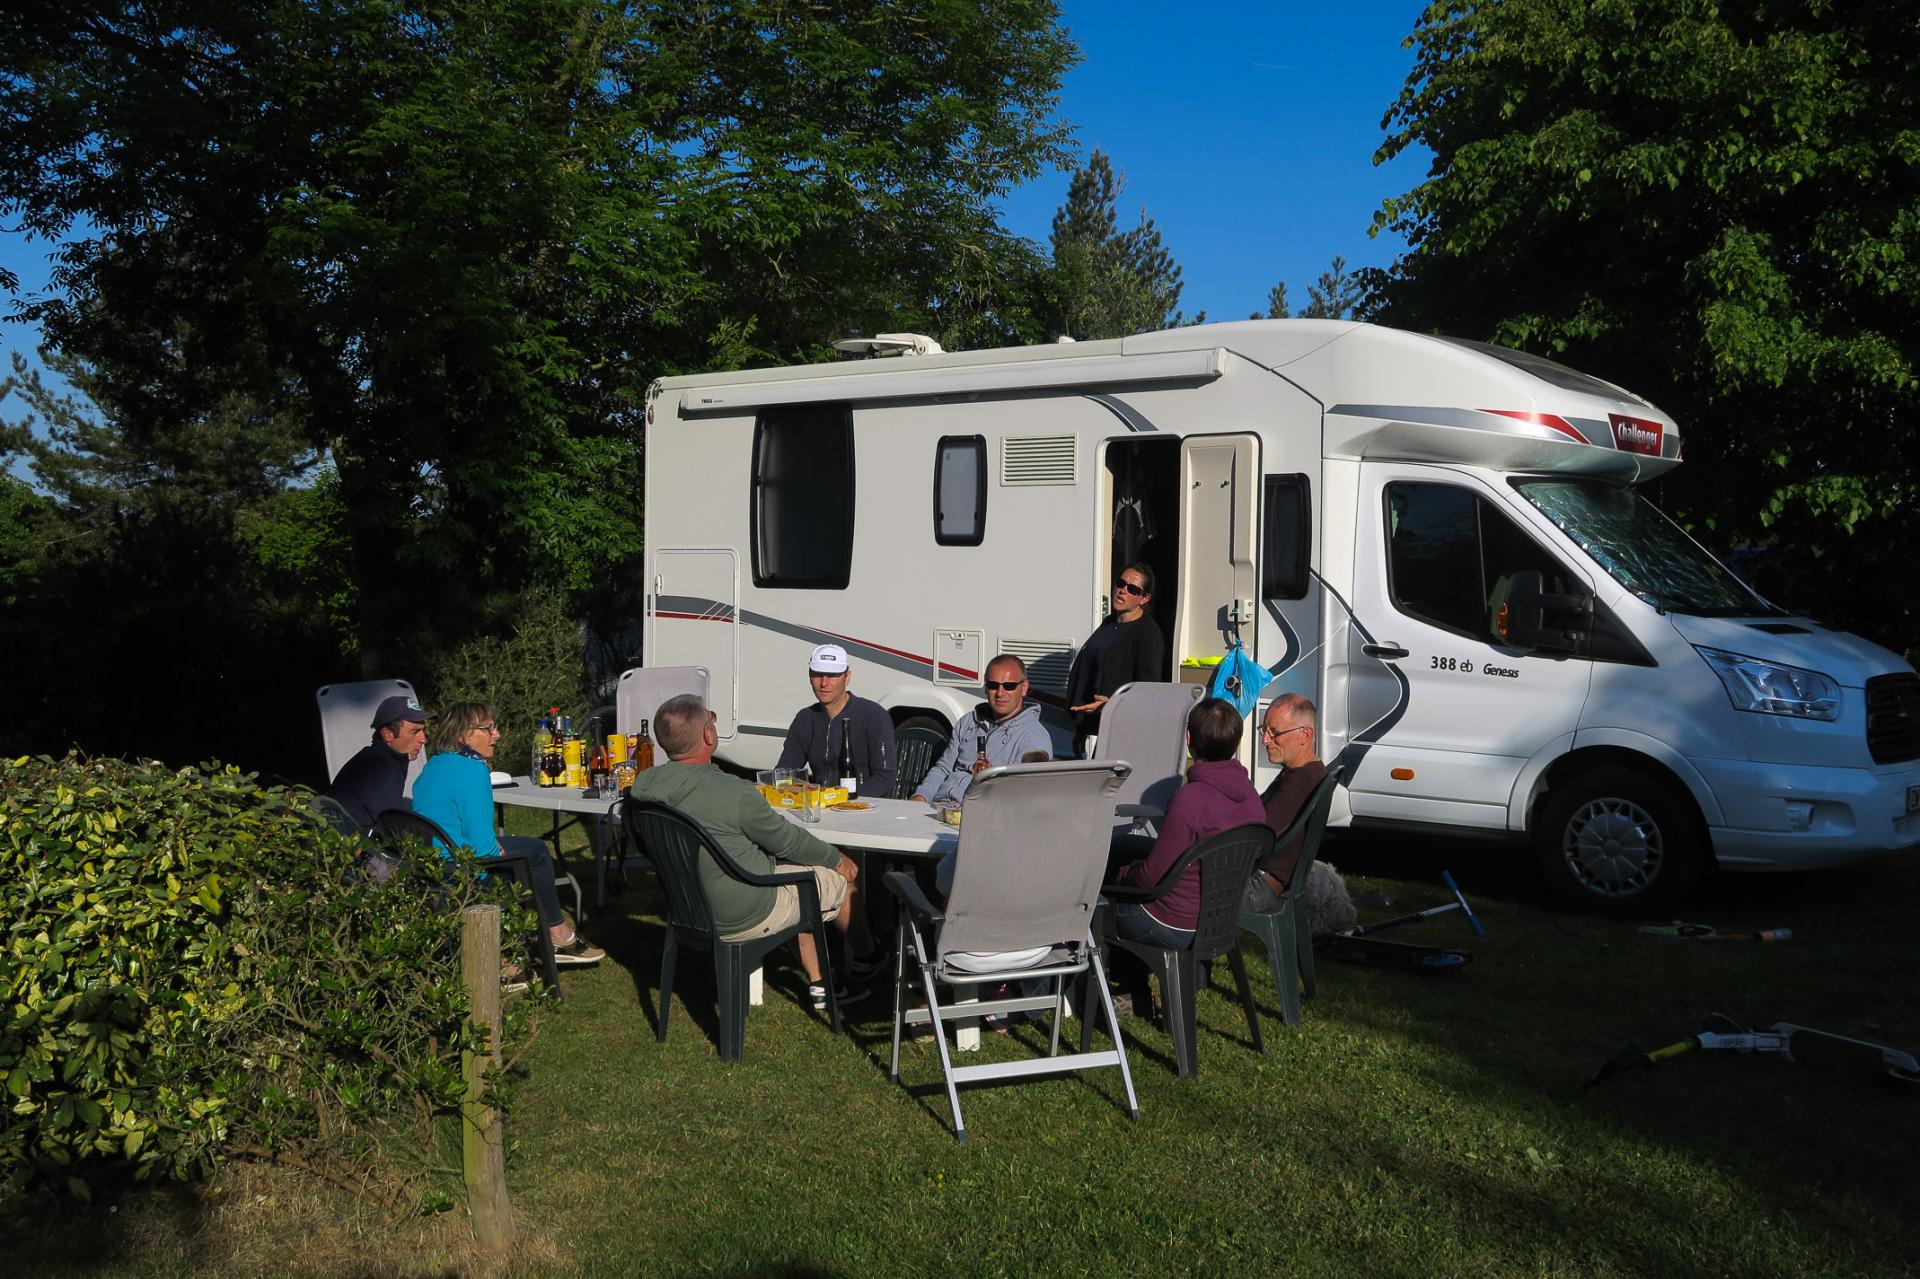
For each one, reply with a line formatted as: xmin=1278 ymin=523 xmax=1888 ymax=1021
xmin=1609 ymin=413 xmax=1664 ymax=456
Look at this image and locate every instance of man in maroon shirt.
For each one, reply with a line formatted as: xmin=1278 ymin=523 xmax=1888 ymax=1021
xmin=1246 ymin=693 xmax=1329 ymax=912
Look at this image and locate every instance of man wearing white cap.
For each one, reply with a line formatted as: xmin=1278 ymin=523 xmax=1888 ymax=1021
xmin=775 ymin=643 xmax=898 ymax=800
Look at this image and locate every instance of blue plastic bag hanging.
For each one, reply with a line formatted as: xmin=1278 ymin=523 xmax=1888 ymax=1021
xmin=1208 ymin=638 xmax=1271 ymax=718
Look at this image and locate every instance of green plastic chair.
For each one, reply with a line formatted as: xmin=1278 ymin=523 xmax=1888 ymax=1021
xmin=1238 ymin=766 xmax=1343 ymax=1028
xmin=891 ymin=726 xmax=949 ymax=799
xmin=621 ymin=797 xmax=843 ymax=1061
xmin=1092 ymin=821 xmax=1275 ymax=1078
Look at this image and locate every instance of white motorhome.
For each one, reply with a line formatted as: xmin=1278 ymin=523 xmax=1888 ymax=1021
xmin=642 ymin=320 xmax=1920 ymax=910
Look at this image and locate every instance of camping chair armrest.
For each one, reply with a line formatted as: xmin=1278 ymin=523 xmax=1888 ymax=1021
xmin=883 ymin=869 xmax=943 ymax=931
xmin=1114 ymin=802 xmax=1162 ymax=821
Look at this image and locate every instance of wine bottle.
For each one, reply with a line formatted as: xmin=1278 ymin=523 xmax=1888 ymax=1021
xmin=836 ymin=725 xmax=858 ymax=798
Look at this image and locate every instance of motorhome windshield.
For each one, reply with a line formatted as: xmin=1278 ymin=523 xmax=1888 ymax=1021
xmin=1513 ymin=479 xmax=1779 ymax=617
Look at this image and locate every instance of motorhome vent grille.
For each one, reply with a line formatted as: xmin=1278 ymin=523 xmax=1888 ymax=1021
xmin=1865 ymin=672 xmax=1920 ymax=764
xmin=1000 ymin=435 xmax=1077 ymax=486
xmin=998 ymin=638 xmax=1074 ymax=699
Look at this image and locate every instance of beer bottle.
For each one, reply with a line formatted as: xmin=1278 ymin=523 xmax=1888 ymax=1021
xmin=635 ymin=719 xmax=655 ymax=771
xmin=836 ymin=725 xmax=858 ymax=798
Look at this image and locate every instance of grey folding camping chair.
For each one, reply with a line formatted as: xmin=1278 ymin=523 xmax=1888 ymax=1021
xmin=615 ymin=665 xmax=711 ymax=740
xmin=317 ymin=678 xmax=427 ymax=794
xmin=1094 ymin=680 xmax=1203 ymax=832
xmin=884 ymin=759 xmax=1140 ymax=1143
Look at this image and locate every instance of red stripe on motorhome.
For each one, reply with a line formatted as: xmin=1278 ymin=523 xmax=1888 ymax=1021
xmin=653 ymin=609 xmax=977 ymax=680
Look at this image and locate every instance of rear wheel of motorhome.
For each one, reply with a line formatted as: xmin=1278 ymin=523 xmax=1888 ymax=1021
xmin=1534 ymin=766 xmax=1706 ymax=914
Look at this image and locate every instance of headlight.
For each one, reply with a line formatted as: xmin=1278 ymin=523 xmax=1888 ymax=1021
xmin=1695 ymin=647 xmax=1841 ymax=721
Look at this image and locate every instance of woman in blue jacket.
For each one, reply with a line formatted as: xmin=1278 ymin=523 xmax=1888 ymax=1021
xmin=412 ymin=701 xmax=604 ymax=966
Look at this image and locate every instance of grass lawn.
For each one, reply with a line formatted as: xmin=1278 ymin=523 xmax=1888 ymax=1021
xmin=9 ymin=817 xmax=1919 ymax=1277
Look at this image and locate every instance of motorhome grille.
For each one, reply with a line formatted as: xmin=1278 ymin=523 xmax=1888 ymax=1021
xmin=998 ymin=638 xmax=1075 ymax=699
xmin=1864 ymin=672 xmax=1920 ymax=764
xmin=1000 ymin=435 xmax=1077 ymax=486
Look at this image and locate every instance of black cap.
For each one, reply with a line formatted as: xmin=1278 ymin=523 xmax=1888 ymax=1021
xmin=371 ymin=695 xmax=433 ymax=727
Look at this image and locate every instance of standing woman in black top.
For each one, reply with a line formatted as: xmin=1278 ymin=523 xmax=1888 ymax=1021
xmin=1068 ymin=562 xmax=1167 ymax=755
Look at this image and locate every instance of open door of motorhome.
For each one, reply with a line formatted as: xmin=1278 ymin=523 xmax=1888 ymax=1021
xmin=1173 ymin=434 xmax=1261 ymax=667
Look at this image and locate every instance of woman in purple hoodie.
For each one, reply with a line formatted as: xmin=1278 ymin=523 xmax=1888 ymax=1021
xmin=1110 ymin=698 xmax=1266 ymax=947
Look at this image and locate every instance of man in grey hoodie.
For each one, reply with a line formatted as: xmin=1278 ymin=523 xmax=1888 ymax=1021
xmin=630 ymin=694 xmax=867 ymax=1008
xmin=911 ymin=654 xmax=1055 ymax=805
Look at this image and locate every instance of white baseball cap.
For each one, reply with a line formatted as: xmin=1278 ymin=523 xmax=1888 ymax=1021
xmin=808 ymin=643 xmax=851 ymax=674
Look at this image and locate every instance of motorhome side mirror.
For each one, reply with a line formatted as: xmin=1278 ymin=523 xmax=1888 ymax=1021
xmin=1501 ymin=570 xmax=1593 ymax=654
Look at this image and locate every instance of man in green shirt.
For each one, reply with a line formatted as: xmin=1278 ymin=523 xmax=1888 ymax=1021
xmin=630 ymin=694 xmax=863 ymax=1009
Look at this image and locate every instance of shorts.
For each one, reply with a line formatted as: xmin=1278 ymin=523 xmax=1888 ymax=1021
xmin=721 ymin=864 xmax=849 ymax=942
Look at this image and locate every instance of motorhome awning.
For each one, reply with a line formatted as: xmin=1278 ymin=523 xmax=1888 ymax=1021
xmin=677 ymin=348 xmax=1228 ymax=415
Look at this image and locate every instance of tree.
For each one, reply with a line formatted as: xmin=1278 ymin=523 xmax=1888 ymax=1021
xmin=1253 ymin=281 xmax=1291 ymax=320
xmin=0 ymin=1 xmax=1077 ymax=678
xmin=1372 ymin=0 xmax=1919 ymax=652
xmin=1301 ymin=255 xmax=1366 ymax=320
xmin=1046 ymin=150 xmax=1187 ymax=339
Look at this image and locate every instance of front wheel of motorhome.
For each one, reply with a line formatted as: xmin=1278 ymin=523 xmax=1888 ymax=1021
xmin=1534 ymin=766 xmax=1707 ymax=915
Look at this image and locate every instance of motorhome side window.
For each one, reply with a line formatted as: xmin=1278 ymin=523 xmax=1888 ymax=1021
xmin=933 ymin=436 xmax=986 ymax=546
xmin=1261 ymin=474 xmax=1311 ymax=599
xmin=1385 ymin=482 xmax=1579 ymax=646
xmin=752 ymin=404 xmax=854 ymax=588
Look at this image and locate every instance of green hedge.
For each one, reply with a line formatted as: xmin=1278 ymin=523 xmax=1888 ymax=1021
xmin=0 ymin=754 xmax=534 ymax=1203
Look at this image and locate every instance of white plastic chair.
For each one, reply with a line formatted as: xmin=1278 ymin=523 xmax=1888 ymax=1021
xmin=316 ymin=678 xmax=426 ymax=796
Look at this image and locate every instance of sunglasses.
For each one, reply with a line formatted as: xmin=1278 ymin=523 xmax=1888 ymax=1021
xmin=983 ymin=680 xmax=1023 ymax=692
xmin=1115 ymin=579 xmax=1149 ymax=597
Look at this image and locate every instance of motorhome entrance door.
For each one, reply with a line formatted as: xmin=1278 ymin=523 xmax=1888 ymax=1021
xmin=1174 ymin=434 xmax=1261 ymax=675
xmin=648 ymin=548 xmax=739 ymax=737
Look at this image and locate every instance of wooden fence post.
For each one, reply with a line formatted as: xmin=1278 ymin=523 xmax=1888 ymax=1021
xmin=460 ymin=904 xmax=515 ymax=1251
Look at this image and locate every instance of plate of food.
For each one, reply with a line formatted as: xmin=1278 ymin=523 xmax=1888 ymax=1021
xmin=830 ymin=800 xmax=872 ymax=811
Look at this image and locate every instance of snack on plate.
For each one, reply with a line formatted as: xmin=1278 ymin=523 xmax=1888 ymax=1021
xmin=830 ymin=801 xmax=872 ymax=811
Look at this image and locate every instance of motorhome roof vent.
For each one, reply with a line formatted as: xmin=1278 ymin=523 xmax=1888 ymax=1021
xmin=831 ymin=333 xmax=945 ymax=357
xmin=1001 ymin=434 xmax=1077 ymax=486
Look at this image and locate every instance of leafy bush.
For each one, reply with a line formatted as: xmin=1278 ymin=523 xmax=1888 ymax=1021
xmin=0 ymin=754 xmax=535 ymax=1203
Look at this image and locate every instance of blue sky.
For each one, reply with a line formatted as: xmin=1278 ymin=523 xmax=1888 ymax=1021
xmin=998 ymin=2 xmax=1431 ymax=321
xmin=0 ymin=3 xmax=1429 ymax=371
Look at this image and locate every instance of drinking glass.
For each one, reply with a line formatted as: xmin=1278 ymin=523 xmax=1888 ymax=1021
xmin=799 ymin=783 xmax=825 ymax=824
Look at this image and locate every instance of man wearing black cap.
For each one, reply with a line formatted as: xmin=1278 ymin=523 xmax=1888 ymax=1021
xmin=324 ymin=695 xmax=432 ymax=833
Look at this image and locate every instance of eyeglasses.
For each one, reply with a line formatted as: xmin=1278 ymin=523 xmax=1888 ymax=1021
xmin=1262 ymin=724 xmax=1309 ymax=740
xmin=1115 ymin=579 xmax=1149 ymax=597
xmin=983 ymin=680 xmax=1023 ymax=692
xmin=475 ymin=722 xmax=500 ymax=734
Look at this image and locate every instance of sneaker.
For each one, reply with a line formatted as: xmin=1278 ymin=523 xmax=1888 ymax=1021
xmin=501 ymin=963 xmax=534 ymax=995
xmin=553 ymin=936 xmax=605 ymax=966
xmin=809 ymin=982 xmax=870 ymax=1011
